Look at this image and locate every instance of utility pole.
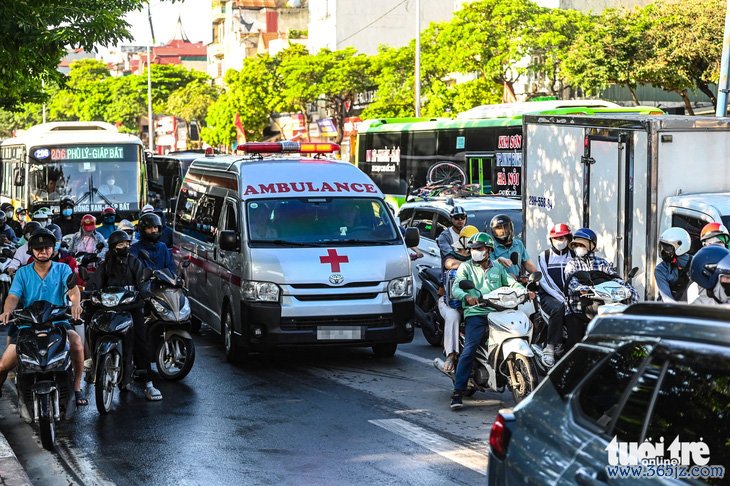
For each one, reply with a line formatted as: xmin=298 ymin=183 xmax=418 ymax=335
xmin=147 ymin=2 xmax=156 ymax=151
xmin=42 ymin=78 xmax=47 ymax=123
xmin=415 ymin=0 xmax=421 ymax=117
xmin=717 ymin=0 xmax=730 ymax=116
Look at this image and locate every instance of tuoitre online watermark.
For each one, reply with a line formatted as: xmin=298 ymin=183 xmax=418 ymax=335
xmin=605 ymin=436 xmax=726 ymax=480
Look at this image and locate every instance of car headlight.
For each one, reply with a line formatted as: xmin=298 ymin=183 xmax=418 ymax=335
xmin=388 ymin=276 xmax=413 ymax=299
xmin=243 ymin=281 xmax=280 ymax=302
xmin=101 ymin=292 xmax=124 ymax=307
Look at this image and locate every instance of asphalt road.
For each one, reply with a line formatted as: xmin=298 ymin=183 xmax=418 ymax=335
xmin=0 ymin=326 xmax=514 ymax=485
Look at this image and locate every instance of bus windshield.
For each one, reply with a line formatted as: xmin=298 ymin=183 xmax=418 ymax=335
xmin=247 ymin=197 xmax=400 ymax=246
xmin=29 ymin=144 xmax=141 ymax=211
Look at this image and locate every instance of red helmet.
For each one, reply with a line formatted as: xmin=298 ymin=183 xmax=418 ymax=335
xmin=102 ymin=206 xmax=116 ymax=215
xmin=700 ymin=222 xmax=729 ymax=241
xmin=548 ymin=223 xmax=572 ymax=239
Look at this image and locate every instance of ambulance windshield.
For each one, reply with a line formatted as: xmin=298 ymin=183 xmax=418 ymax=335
xmin=247 ymin=197 xmax=400 ymax=246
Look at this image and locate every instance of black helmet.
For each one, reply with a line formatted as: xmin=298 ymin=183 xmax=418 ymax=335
xmin=0 ymin=202 xmax=13 ymax=212
xmin=450 ymin=206 xmax=467 ymax=218
xmin=60 ymin=197 xmax=75 ymax=209
xmin=489 ymin=214 xmax=514 ymax=246
xmin=139 ymin=212 xmax=162 ymax=230
xmin=28 ymin=228 xmax=57 ymax=250
xmin=23 ymin=221 xmax=42 ymax=240
xmin=108 ymin=230 xmax=131 ymax=248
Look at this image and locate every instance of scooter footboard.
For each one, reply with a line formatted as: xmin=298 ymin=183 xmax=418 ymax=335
xmin=501 ymin=338 xmax=534 ymax=359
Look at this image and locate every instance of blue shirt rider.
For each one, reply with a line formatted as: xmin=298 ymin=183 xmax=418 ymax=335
xmin=488 ymin=214 xmax=537 ymax=278
xmin=97 ymin=206 xmax=118 ymax=240
xmin=129 ymin=212 xmax=176 ymax=275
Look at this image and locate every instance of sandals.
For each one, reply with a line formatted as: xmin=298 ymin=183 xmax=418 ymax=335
xmin=75 ymin=390 xmax=88 ymax=406
xmin=443 ymin=354 xmax=457 ymax=373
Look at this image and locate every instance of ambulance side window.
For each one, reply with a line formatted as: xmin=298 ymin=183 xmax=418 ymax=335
xmin=174 ymin=175 xmax=224 ymax=244
xmin=223 ymin=201 xmax=238 ymax=232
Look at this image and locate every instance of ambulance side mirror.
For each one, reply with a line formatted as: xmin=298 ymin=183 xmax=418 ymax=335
xmin=404 ymin=227 xmax=419 ymax=248
xmin=219 ymin=230 xmax=239 ymax=252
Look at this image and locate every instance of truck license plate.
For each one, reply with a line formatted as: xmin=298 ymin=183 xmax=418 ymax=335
xmin=317 ymin=326 xmax=362 ymax=340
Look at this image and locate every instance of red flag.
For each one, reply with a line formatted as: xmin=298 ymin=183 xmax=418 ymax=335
xmin=234 ymin=113 xmax=247 ymax=145
xmin=502 ymin=81 xmax=517 ymax=104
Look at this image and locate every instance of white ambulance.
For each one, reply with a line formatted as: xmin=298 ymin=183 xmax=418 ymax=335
xmin=172 ymin=142 xmax=419 ymax=361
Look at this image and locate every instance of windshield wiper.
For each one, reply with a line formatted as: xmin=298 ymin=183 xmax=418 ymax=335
xmin=75 ymin=174 xmax=114 ymax=207
xmin=250 ymin=239 xmax=317 ymax=247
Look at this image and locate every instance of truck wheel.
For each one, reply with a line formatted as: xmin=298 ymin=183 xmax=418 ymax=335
xmin=222 ymin=306 xmax=241 ymax=363
xmin=372 ymin=343 xmax=397 ymax=357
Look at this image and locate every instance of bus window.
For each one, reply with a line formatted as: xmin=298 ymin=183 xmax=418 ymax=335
xmin=467 ymin=156 xmax=493 ymax=194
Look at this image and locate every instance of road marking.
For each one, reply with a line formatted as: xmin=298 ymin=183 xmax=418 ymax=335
xmin=55 ymin=438 xmax=115 ymax=486
xmin=396 ymin=350 xmax=435 ymax=366
xmin=369 ymin=418 xmax=487 ymax=476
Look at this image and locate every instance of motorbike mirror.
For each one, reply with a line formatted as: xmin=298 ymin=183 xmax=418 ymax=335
xmin=510 ymin=252 xmax=520 ymax=265
xmin=527 ymin=271 xmax=542 ymax=284
xmin=459 ymin=280 xmax=476 ymax=291
xmin=77 ymin=267 xmax=89 ymax=282
xmin=96 ymin=242 xmax=105 ymax=251
xmin=627 ymin=267 xmax=639 ymax=280
xmin=142 ymin=267 xmax=154 ymax=281
xmin=1 ymin=248 xmax=13 ymax=258
xmin=404 ymin=227 xmax=420 ymax=248
xmin=66 ymin=272 xmax=78 ymax=289
xmin=60 ymin=241 xmax=69 ymax=249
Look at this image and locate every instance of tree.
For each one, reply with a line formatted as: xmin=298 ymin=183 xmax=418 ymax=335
xmin=201 ymin=93 xmax=238 ymax=150
xmin=362 ymin=44 xmax=416 ymax=118
xmin=166 ymin=80 xmax=221 ymax=129
xmin=0 ymin=0 xmax=160 ymax=109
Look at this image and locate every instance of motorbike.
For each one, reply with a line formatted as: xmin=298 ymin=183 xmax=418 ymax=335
xmin=0 ymin=246 xmax=16 ymax=305
xmin=413 ymin=264 xmax=445 ymax=346
xmin=436 ymin=274 xmax=542 ymax=403
xmin=574 ymin=267 xmax=638 ymax=319
xmin=145 ymin=266 xmax=195 ymax=381
xmin=11 ymin=301 xmax=75 ymax=450
xmin=85 ymin=287 xmax=141 ymax=414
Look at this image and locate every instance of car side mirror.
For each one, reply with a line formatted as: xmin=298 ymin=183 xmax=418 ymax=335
xmin=404 ymin=227 xmax=419 ymax=248
xmin=219 ymin=230 xmax=239 ymax=251
xmin=459 ymin=280 xmax=475 ymax=291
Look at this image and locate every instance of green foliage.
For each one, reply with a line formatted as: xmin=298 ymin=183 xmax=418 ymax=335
xmin=167 ymin=81 xmax=221 ymax=126
xmin=0 ymin=0 xmax=169 ymax=109
xmin=362 ymin=44 xmax=416 ymax=118
xmin=201 ymin=93 xmax=238 ymax=149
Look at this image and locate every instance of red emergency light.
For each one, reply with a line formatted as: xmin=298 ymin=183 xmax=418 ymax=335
xmin=237 ymin=141 xmax=340 ymax=154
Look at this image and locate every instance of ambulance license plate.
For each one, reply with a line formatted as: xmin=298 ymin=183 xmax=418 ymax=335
xmin=317 ymin=326 xmax=362 ymax=340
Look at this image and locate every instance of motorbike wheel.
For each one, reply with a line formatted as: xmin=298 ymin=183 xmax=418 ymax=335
xmin=38 ymin=395 xmax=55 ymax=450
xmin=421 ymin=322 xmax=443 ymax=347
xmin=95 ymin=353 xmax=116 ymax=414
xmin=509 ymin=354 xmax=538 ymax=403
xmin=156 ymin=335 xmax=196 ymax=381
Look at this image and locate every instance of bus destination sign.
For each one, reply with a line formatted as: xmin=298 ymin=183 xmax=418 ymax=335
xmin=33 ymin=145 xmax=127 ymax=162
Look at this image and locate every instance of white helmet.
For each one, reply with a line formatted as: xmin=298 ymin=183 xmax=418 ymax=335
xmin=659 ymin=227 xmax=691 ymax=258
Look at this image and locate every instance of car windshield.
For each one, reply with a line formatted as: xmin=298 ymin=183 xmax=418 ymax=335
xmin=247 ymin=197 xmax=400 ymax=246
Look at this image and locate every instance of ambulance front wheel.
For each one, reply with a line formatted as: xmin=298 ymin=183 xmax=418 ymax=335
xmin=372 ymin=343 xmax=397 ymax=358
xmin=222 ymin=306 xmax=242 ymax=363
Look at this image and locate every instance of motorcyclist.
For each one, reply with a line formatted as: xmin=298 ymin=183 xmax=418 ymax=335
xmin=0 ymin=212 xmax=18 ymax=245
xmin=688 ymin=245 xmax=730 ymax=306
xmin=449 ymin=232 xmax=522 ymax=410
xmin=86 ymin=230 xmax=162 ymax=401
xmin=0 ymin=229 xmax=87 ymax=406
xmin=119 ymin=219 xmax=136 ymax=241
xmin=130 ymin=213 xmax=175 ymax=275
xmin=44 ymin=209 xmax=63 ymax=241
xmin=153 ymin=209 xmax=174 ymax=248
xmin=436 ymin=225 xmax=478 ymax=373
xmin=535 ymin=223 xmax=575 ymax=367
xmin=699 ymin=222 xmax=730 ymax=249
xmin=69 ymin=214 xmax=107 ymax=261
xmin=489 ymin=214 xmax=537 ymax=279
xmin=15 ymin=207 xmax=28 ymax=233
xmin=7 ymin=222 xmax=42 ymax=276
xmin=97 ymin=207 xmax=118 ymax=240
xmin=654 ymin=227 xmax=692 ymax=302
xmin=563 ymin=228 xmax=639 ymax=350
xmin=436 ymin=206 xmax=468 ymax=265
xmin=1 ymin=203 xmax=22 ymax=239
xmin=55 ymin=198 xmax=79 ymax=236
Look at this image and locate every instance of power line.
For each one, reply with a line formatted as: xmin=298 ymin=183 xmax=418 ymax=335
xmin=336 ymin=0 xmax=410 ymax=48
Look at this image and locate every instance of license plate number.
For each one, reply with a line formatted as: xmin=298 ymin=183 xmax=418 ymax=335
xmin=317 ymin=326 xmax=362 ymax=340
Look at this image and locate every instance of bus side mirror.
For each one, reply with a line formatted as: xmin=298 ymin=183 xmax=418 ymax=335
xmin=13 ymin=168 xmax=24 ymax=187
xmin=219 ymin=230 xmax=239 ymax=251
xmin=404 ymin=227 xmax=419 ymax=248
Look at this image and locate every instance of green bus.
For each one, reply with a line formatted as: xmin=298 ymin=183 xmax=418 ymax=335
xmin=355 ymin=100 xmax=663 ymax=204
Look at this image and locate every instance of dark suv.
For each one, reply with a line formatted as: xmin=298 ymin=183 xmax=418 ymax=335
xmin=488 ymin=303 xmax=730 ymax=485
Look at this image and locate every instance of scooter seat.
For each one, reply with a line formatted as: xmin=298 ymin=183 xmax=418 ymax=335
xmin=421 ymin=267 xmax=442 ymax=284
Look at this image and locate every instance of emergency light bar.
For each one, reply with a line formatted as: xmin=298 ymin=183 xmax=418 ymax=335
xmin=236 ymin=142 xmax=340 ymax=154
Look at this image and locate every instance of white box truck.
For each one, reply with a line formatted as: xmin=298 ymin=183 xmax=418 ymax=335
xmin=522 ymin=114 xmax=730 ymax=299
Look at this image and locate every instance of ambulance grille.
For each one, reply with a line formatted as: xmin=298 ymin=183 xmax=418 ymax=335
xmin=293 ymin=293 xmax=379 ymax=302
xmin=280 ymin=314 xmax=392 ymax=331
xmin=290 ymin=281 xmax=381 ymax=289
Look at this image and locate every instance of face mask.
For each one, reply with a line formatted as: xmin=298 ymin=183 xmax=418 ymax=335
xmin=5 ymin=211 xmax=12 ymax=219
xmin=54 ymin=242 xmax=61 ymax=252
xmin=103 ymin=216 xmax=115 ymax=225
xmin=62 ymin=209 xmax=73 ymax=217
xmin=470 ymin=249 xmax=487 ymax=262
xmin=574 ymin=247 xmax=588 ymax=258
xmin=115 ymin=247 xmax=129 ymax=258
xmin=552 ymin=239 xmax=568 ymax=251
xmin=107 ymin=179 xmax=115 ymax=186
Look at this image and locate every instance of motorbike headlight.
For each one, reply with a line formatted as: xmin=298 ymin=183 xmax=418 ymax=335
xmin=611 ymin=287 xmax=631 ymax=300
xmin=179 ymin=298 xmax=191 ymax=320
xmin=388 ymin=276 xmax=413 ymax=299
xmin=121 ymin=294 xmax=137 ymax=304
xmin=101 ymin=292 xmax=124 ymax=307
xmin=151 ymin=298 xmax=167 ymax=314
xmin=18 ymin=354 xmax=41 ymax=370
xmin=490 ymin=292 xmax=519 ymax=309
xmin=243 ymin=281 xmax=280 ymax=303
xmin=46 ymin=351 xmax=69 ymax=369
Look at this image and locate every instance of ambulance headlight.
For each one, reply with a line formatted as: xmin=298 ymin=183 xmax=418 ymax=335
xmin=388 ymin=276 xmax=413 ymax=299
xmin=243 ymin=281 xmax=280 ymax=303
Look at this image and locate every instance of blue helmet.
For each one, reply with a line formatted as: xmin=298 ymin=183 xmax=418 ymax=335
xmin=571 ymin=228 xmax=597 ymax=251
xmin=689 ymin=245 xmax=730 ymax=290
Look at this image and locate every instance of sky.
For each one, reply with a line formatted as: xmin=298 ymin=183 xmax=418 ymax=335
xmin=125 ymin=0 xmax=212 ymax=46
